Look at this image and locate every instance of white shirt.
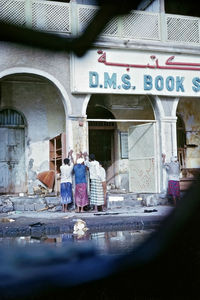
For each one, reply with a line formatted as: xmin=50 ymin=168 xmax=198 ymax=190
xmin=99 ymin=166 xmax=106 ymax=182
xmin=60 ymin=163 xmax=74 ymax=183
xmin=164 ymin=161 xmax=180 ymax=181
xmin=85 ymin=160 xmax=100 ymax=180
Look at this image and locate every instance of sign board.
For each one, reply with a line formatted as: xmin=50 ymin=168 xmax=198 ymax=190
xmin=71 ymin=48 xmax=200 ymax=97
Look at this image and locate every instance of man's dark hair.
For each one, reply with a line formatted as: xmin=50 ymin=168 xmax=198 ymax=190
xmin=64 ymin=158 xmax=70 ymax=165
xmin=89 ymin=154 xmax=95 ymax=161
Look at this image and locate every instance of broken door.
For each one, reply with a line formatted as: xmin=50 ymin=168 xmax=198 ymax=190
xmin=128 ymin=123 xmax=158 ymax=193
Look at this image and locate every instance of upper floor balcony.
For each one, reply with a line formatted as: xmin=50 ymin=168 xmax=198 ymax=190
xmin=1 ymin=0 xmax=200 ymax=51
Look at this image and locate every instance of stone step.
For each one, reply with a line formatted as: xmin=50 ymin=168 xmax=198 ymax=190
xmin=107 ymin=192 xmax=168 ymax=208
xmin=0 ymin=192 xmax=169 ymax=212
xmin=0 ymin=196 xmax=61 ymax=212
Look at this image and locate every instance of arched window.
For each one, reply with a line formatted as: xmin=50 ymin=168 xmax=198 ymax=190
xmin=87 ymin=103 xmax=115 ymax=129
xmin=0 ymin=109 xmax=25 ymax=126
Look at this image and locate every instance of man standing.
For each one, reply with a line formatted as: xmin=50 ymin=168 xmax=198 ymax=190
xmin=99 ymin=161 xmax=107 ymax=211
xmin=84 ymin=153 xmax=104 ymax=212
xmin=60 ymin=150 xmax=74 ymax=212
xmin=162 ymin=154 xmax=181 ymax=206
xmin=73 ymin=157 xmax=89 ymax=213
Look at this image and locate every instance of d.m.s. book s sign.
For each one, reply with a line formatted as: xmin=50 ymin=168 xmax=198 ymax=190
xmin=71 ymin=49 xmax=200 ymax=96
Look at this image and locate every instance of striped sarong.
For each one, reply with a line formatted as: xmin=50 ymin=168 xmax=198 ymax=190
xmin=168 ymin=180 xmax=180 ymax=198
xmin=90 ymin=179 xmax=104 ymax=205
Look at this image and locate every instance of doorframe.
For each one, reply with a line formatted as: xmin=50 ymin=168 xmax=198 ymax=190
xmin=87 ymin=118 xmax=157 ymax=191
xmin=88 ymin=122 xmax=116 ymax=185
xmin=128 ymin=122 xmax=159 ymax=193
xmin=0 ymin=107 xmax=27 ymax=193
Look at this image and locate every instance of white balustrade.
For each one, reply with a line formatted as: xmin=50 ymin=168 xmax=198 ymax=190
xmin=1 ymin=0 xmax=200 ymax=47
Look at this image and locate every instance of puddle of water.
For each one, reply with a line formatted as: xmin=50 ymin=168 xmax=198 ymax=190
xmin=0 ymin=229 xmax=154 ymax=255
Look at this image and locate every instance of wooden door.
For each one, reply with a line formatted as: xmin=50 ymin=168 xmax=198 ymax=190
xmin=0 ymin=127 xmax=25 ymax=193
xmin=128 ymin=123 xmax=158 ymax=193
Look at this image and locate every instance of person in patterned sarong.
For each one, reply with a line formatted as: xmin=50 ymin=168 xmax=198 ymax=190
xmin=73 ymin=157 xmax=89 ymax=213
xmin=84 ymin=153 xmax=104 ymax=212
xmin=162 ymin=154 xmax=181 ymax=206
xmin=60 ymin=150 xmax=74 ymax=212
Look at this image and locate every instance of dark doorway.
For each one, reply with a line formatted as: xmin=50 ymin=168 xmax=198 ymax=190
xmin=87 ymin=101 xmax=116 ymax=173
xmin=177 ymin=114 xmax=186 ymax=169
xmin=89 ymin=129 xmax=113 ymax=170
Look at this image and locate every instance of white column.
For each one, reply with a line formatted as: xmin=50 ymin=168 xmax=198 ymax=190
xmin=66 ymin=117 xmax=73 ymax=152
xmin=159 ymin=116 xmax=178 ymax=192
xmin=149 ymin=96 xmax=179 ymax=194
xmin=67 ymin=115 xmax=88 ymax=154
xmin=160 ymin=116 xmax=178 ymax=159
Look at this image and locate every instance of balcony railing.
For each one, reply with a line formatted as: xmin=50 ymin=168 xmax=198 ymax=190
xmin=1 ymin=0 xmax=200 ymax=46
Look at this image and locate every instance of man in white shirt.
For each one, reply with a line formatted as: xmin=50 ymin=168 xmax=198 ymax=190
xmin=60 ymin=150 xmax=74 ymax=212
xmin=162 ymin=154 xmax=181 ymax=206
xmin=84 ymin=153 xmax=104 ymax=212
xmin=99 ymin=161 xmax=107 ymax=210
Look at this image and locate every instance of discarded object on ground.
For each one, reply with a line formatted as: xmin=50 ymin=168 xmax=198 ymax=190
xmin=37 ymin=170 xmax=55 ymax=189
xmin=137 ymin=197 xmax=143 ymax=201
xmin=0 ymin=218 xmax=15 ymax=223
xmin=33 ymin=185 xmax=48 ymax=196
xmin=94 ymin=212 xmax=119 ymax=216
xmin=144 ymin=209 xmax=158 ymax=213
xmin=36 ymin=205 xmax=56 ymax=212
xmin=29 ymin=222 xmax=45 ymax=227
xmin=73 ymin=219 xmax=88 ymax=237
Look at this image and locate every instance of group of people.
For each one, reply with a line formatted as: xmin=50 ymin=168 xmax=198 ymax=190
xmin=59 ymin=150 xmax=107 ymax=213
xmin=59 ymin=150 xmax=181 ymax=212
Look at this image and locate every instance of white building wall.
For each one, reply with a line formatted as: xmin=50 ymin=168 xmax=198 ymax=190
xmin=1 ymin=80 xmax=65 ymax=185
xmin=0 ymin=13 xmax=200 ymax=195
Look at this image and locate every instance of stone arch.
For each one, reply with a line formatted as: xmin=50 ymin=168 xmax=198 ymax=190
xmin=0 ymin=67 xmax=72 ymax=116
xmin=82 ymin=94 xmax=91 ymax=117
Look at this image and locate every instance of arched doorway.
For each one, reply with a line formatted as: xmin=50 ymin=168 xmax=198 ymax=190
xmin=0 ymin=108 xmax=26 ymax=193
xmin=0 ymin=72 xmax=67 ymax=195
xmin=87 ymin=102 xmax=116 ymax=184
xmin=86 ymin=94 xmax=156 ymax=192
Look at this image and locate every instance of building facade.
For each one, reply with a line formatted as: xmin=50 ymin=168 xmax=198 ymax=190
xmin=0 ymin=0 xmax=200 ymax=196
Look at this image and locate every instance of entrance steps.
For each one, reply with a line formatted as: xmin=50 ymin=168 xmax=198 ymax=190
xmin=107 ymin=190 xmax=168 ymax=209
xmin=0 ymin=195 xmax=60 ymax=213
xmin=0 ymin=191 xmax=168 ymax=213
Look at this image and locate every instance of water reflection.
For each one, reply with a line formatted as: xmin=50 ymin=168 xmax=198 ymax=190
xmin=0 ymin=229 xmax=154 ymax=255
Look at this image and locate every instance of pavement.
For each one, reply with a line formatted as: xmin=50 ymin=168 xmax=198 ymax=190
xmin=0 ymin=204 xmax=174 ymax=237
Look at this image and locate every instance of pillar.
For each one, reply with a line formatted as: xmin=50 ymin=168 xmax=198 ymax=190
xmin=67 ymin=115 xmax=88 ymax=154
xmin=149 ymin=95 xmax=179 ymax=194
